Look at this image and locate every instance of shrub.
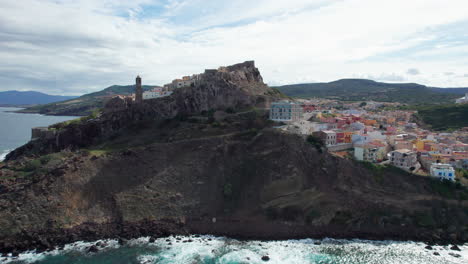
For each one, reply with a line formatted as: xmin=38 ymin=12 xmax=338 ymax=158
xmin=225 ymin=107 xmax=235 ymax=114
xmin=223 ymin=183 xmax=233 ymax=197
xmin=306 ymin=135 xmax=324 ymax=153
xmin=22 ymin=159 xmax=42 ymax=172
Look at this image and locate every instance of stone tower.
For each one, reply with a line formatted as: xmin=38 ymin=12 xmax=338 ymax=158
xmin=135 ymin=75 xmax=143 ymax=104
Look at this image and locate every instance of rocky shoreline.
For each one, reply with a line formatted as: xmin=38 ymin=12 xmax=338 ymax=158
xmin=1 ymin=218 xmax=466 ymax=256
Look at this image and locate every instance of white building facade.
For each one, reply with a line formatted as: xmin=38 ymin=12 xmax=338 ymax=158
xmin=269 ymin=101 xmax=303 ymax=122
xmin=430 ymin=163 xmax=456 ymax=181
xmin=455 ymin=93 xmax=468 ymax=104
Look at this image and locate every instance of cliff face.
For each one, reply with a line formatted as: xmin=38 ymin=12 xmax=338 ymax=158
xmin=1 ymin=117 xmax=468 ymax=252
xmin=6 ymin=61 xmax=281 ymax=161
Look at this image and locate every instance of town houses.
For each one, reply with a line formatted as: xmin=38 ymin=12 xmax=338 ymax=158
xmin=269 ymin=99 xmax=468 ymax=181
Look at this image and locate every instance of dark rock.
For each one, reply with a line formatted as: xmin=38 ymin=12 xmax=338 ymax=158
xmin=118 ymin=238 xmax=125 ymax=245
xmin=88 ymin=245 xmax=99 ymax=253
xmin=314 ymin=241 xmax=321 ymax=245
xmin=149 ymin=237 xmax=155 ymax=243
xmin=261 ymin=255 xmax=270 ymax=261
xmin=433 ymin=252 xmax=440 ymax=256
xmin=450 ymin=245 xmax=461 ymax=251
xmin=449 ymin=253 xmax=461 ymax=258
xmin=425 ymin=245 xmax=433 ymax=250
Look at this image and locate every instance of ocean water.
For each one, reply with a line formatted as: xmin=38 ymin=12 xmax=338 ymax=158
xmin=0 ymin=107 xmax=75 ymax=161
xmin=2 ymin=236 xmax=467 ymax=264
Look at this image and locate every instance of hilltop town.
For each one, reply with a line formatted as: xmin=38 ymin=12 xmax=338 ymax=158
xmin=0 ymin=61 xmax=467 ymax=254
xmin=269 ymin=99 xmax=468 ymax=183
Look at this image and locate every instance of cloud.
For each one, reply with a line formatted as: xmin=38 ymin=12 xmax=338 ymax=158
xmin=464 ymin=74 xmax=468 ymax=78
xmin=444 ymin=72 xmax=455 ymax=76
xmin=367 ymin=73 xmax=406 ymax=82
xmin=1 ymin=0 xmax=468 ymax=95
xmin=406 ymin=68 xmax=420 ymax=75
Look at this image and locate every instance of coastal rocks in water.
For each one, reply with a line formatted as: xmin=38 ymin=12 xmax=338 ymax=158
xmin=450 ymin=245 xmax=461 ymax=251
xmin=88 ymin=245 xmax=99 ymax=253
xmin=449 ymin=253 xmax=461 ymax=258
xmin=433 ymin=252 xmax=440 ymax=256
xmin=149 ymin=237 xmax=155 ymax=243
xmin=424 ymin=245 xmax=433 ymax=250
xmin=261 ymin=255 xmax=270 ymax=261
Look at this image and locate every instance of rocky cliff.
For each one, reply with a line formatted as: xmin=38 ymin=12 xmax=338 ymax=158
xmin=6 ymin=61 xmax=283 ymax=161
xmin=1 ymin=115 xmax=467 ymax=253
xmin=1 ymin=61 xmax=467 ymax=254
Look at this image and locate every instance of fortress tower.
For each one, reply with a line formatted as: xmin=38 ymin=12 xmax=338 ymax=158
xmin=135 ymin=75 xmax=143 ymax=104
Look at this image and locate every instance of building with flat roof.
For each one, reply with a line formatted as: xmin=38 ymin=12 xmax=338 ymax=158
xmin=430 ymin=163 xmax=456 ymax=181
xmin=269 ymin=101 xmax=303 ymax=122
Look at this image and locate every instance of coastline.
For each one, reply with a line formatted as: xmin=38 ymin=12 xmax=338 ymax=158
xmin=1 ymin=218 xmax=466 ymax=255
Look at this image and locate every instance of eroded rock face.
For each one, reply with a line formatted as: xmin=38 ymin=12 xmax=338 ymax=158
xmin=6 ymin=61 xmax=278 ymax=161
xmin=1 ymin=127 xmax=468 ymax=252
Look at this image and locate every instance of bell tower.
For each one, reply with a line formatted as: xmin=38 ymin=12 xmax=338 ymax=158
xmin=135 ymin=75 xmax=143 ymax=104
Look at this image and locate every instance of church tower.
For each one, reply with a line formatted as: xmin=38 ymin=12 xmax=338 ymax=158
xmin=135 ymin=75 xmax=143 ymax=104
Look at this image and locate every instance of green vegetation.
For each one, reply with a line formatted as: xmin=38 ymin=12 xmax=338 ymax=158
xmin=430 ymin=178 xmax=468 ymax=200
xmin=414 ymin=103 xmax=468 ymax=131
xmin=53 ymin=108 xmax=102 ymax=129
xmin=306 ymin=135 xmax=324 ymax=153
xmin=17 ymin=85 xmax=156 ymax=116
xmin=456 ymin=169 xmax=468 ymax=179
xmin=275 ymin=79 xmax=460 ymax=104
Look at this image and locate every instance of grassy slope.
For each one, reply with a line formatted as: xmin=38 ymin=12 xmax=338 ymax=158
xmin=414 ymin=103 xmax=468 ymax=131
xmin=17 ymin=85 xmax=156 ymax=116
xmin=275 ymin=79 xmax=460 ymax=104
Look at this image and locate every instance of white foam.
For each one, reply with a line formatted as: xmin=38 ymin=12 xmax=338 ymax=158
xmin=2 ymin=236 xmax=467 ymax=264
xmin=0 ymin=149 xmax=10 ymax=161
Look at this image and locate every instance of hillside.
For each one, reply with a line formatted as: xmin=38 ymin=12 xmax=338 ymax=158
xmin=16 ymin=85 xmax=156 ymax=116
xmin=414 ymin=104 xmax=468 ymax=131
xmin=275 ymin=79 xmax=462 ymax=104
xmin=0 ymin=90 xmax=76 ymax=106
xmin=1 ymin=112 xmax=467 ymax=253
xmin=1 ymin=61 xmax=467 ymax=254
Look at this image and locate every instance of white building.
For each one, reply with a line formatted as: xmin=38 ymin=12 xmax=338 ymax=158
xmin=455 ymin=93 xmax=468 ymax=104
xmin=430 ymin=163 xmax=456 ymax=181
xmin=387 ymin=149 xmax=420 ymax=172
xmin=313 ymin=130 xmax=336 ymax=146
xmin=269 ymin=101 xmax=303 ymax=122
xmin=143 ymin=87 xmax=173 ymax=100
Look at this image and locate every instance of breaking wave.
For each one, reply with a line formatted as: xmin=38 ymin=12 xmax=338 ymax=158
xmin=1 ymin=236 xmax=467 ymax=264
xmin=0 ymin=149 xmax=10 ymax=161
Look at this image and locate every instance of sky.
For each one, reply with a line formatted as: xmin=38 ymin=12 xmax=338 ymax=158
xmin=1 ymin=0 xmax=468 ymax=95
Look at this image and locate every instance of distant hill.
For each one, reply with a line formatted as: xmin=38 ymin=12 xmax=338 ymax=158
xmin=0 ymin=91 xmax=76 ymax=106
xmin=429 ymin=87 xmax=468 ymax=94
xmin=17 ymin=85 xmax=157 ymax=116
xmin=413 ymin=104 xmax=468 ymax=131
xmin=275 ymin=79 xmax=464 ymax=104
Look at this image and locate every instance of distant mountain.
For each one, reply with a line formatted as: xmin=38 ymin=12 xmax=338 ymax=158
xmin=0 ymin=90 xmax=77 ymax=106
xmin=17 ymin=85 xmax=157 ymax=116
xmin=275 ymin=79 xmax=464 ymax=104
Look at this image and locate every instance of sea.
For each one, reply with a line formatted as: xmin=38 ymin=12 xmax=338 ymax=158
xmin=1 ymin=236 xmax=467 ymax=264
xmin=0 ymin=107 xmax=76 ymax=161
xmin=1 ymin=107 xmax=467 ymax=263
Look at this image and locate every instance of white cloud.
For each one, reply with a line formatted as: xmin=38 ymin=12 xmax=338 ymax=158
xmin=1 ymin=0 xmax=468 ymax=95
xmin=407 ymin=68 xmax=420 ymax=75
